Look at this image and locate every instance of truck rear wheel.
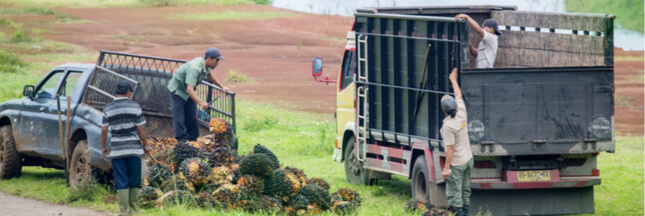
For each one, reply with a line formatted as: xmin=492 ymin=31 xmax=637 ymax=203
xmin=344 ymin=137 xmax=372 ymax=185
xmin=411 ymin=156 xmax=448 ymax=207
xmin=0 ymin=125 xmax=22 ymax=179
xmin=411 ymin=156 xmax=430 ymax=201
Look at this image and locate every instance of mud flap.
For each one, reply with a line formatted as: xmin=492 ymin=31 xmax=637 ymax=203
xmin=469 ymin=187 xmax=594 ymax=216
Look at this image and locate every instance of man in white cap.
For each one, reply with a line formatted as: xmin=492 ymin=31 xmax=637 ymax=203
xmin=167 ymin=47 xmax=229 ymax=141
xmin=455 ymin=14 xmax=502 ymax=68
xmin=440 ymin=68 xmax=473 ymax=216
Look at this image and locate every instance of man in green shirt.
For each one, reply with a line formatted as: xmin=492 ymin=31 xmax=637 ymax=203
xmin=167 ymin=47 xmax=228 ymax=141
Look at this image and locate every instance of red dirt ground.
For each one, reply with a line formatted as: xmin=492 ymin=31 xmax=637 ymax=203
xmin=5 ymin=5 xmax=644 ymax=135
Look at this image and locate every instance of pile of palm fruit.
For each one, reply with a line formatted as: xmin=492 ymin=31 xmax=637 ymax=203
xmin=141 ymin=118 xmax=362 ymax=215
xmin=404 ymin=199 xmax=448 ymax=216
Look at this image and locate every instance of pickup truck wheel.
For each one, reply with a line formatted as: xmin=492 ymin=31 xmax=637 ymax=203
xmin=344 ymin=137 xmax=372 ymax=185
xmin=411 ymin=156 xmax=430 ymax=202
xmin=69 ymin=140 xmax=95 ymax=187
xmin=0 ymin=125 xmax=22 ymax=179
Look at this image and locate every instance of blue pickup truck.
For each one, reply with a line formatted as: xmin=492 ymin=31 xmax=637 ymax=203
xmin=0 ymin=51 xmax=235 ymax=186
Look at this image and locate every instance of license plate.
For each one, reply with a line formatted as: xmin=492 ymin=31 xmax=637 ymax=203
xmin=517 ymin=170 xmax=551 ymax=182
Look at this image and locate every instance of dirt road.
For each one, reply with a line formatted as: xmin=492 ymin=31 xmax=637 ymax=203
xmin=0 ymin=192 xmax=105 ymax=216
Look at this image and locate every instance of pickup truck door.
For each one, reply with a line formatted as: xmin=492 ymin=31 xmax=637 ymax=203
xmin=18 ymin=69 xmax=83 ymax=160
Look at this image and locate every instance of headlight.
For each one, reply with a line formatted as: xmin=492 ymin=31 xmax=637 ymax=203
xmin=468 ymin=120 xmax=485 ymax=142
xmin=591 ymin=117 xmax=611 ymax=138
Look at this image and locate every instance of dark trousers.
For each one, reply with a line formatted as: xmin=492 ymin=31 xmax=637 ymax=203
xmin=112 ymin=156 xmax=141 ymax=190
xmin=170 ymin=91 xmax=199 ymax=141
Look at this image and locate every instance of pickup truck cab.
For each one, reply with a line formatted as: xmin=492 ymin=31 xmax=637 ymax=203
xmin=0 ymin=51 xmax=235 ymax=186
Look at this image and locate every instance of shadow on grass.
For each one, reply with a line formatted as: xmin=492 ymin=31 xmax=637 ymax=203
xmin=19 ymin=167 xmax=66 ymax=179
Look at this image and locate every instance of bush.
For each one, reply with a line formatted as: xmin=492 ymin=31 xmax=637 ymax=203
xmin=10 ymin=29 xmax=31 ymax=43
xmin=0 ymin=51 xmax=26 ymax=73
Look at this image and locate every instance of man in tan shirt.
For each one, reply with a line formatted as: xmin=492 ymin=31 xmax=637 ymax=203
xmin=440 ymin=68 xmax=473 ymax=216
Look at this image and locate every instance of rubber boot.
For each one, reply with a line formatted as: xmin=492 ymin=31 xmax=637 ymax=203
xmin=117 ymin=189 xmax=129 ymax=216
xmin=128 ymin=188 xmax=140 ymax=214
xmin=461 ymin=205 xmax=469 ymax=216
xmin=448 ymin=206 xmax=459 ymax=215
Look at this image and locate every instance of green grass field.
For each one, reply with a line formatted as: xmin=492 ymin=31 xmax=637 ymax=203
xmin=566 ymin=0 xmax=644 ymax=33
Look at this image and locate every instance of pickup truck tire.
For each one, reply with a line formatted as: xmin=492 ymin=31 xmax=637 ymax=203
xmin=344 ymin=137 xmax=373 ymax=185
xmin=0 ymin=125 xmax=22 ymax=179
xmin=69 ymin=140 xmax=96 ymax=187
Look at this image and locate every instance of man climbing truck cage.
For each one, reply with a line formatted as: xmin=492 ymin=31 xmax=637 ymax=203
xmin=311 ymin=5 xmax=615 ymax=216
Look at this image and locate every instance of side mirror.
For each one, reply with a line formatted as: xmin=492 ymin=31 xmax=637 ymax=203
xmin=312 ymin=57 xmax=323 ymax=78
xmin=23 ymin=85 xmax=34 ymax=99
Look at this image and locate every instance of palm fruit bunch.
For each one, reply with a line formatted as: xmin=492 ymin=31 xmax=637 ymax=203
xmin=144 ymin=163 xmax=172 ymax=188
xmin=306 ymin=177 xmax=331 ymax=191
xmin=405 ymin=198 xmax=448 ymax=216
xmin=177 ymin=158 xmax=210 ymax=190
xmin=209 ymin=118 xmax=236 ymax=149
xmin=207 ymin=146 xmax=235 ymax=167
xmin=330 ymin=188 xmax=362 ymax=215
xmin=208 ymin=165 xmax=234 ymax=186
xmin=298 ymin=184 xmax=332 ymax=210
xmin=212 ymin=183 xmax=247 ymax=210
xmin=284 ymin=166 xmax=307 ymax=184
xmin=141 ymin=117 xmax=363 ymax=215
xmin=252 ymin=144 xmax=280 ymax=169
xmin=236 ymin=175 xmax=265 ymax=195
xmin=172 ymin=141 xmax=200 ymax=168
xmin=239 ymin=153 xmax=275 ymax=178
xmin=240 ymin=195 xmax=283 ymax=214
xmin=264 ymin=169 xmax=301 ymax=200
xmin=139 ymin=187 xmax=163 ymax=208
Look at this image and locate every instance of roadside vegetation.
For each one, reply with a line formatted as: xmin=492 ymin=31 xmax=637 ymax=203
xmin=169 ymin=10 xmax=301 ymax=21
xmin=1 ymin=0 xmax=271 ymax=8
xmin=566 ymin=0 xmax=644 ymax=33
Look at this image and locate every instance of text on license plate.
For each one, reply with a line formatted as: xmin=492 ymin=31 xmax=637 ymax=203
xmin=517 ymin=170 xmax=551 ymax=182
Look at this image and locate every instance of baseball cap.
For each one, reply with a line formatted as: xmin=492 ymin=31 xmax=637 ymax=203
xmin=441 ymin=95 xmax=457 ymax=113
xmin=482 ymin=18 xmax=502 ymax=35
xmin=205 ymin=47 xmax=226 ymax=60
xmin=116 ymin=80 xmax=133 ymax=95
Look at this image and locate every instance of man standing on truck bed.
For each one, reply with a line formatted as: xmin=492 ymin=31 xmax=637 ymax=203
xmin=455 ymin=14 xmax=501 ymax=68
xmin=101 ymin=80 xmax=150 ymax=216
xmin=440 ymin=68 xmax=473 ymax=216
xmin=167 ymin=47 xmax=229 ymax=141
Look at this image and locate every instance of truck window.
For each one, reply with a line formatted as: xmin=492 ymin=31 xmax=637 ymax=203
xmin=35 ymin=71 xmax=64 ymax=99
xmin=339 ymin=49 xmax=356 ymax=91
xmin=59 ymin=71 xmax=82 ymax=99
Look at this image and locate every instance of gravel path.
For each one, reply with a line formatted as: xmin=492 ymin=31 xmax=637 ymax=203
xmin=0 ymin=192 xmax=107 ymax=216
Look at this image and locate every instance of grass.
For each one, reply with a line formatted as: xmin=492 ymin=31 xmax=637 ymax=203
xmin=586 ymin=136 xmax=644 ymax=215
xmin=1 ymin=0 xmax=270 ymax=8
xmin=0 ymin=7 xmax=89 ymax=24
xmin=628 ymin=69 xmax=644 ymax=83
xmin=169 ymin=10 xmax=300 ymax=21
xmin=615 ymin=55 xmax=645 ymax=62
xmin=565 ymin=0 xmax=644 ymax=33
xmin=226 ymin=69 xmax=250 ymax=83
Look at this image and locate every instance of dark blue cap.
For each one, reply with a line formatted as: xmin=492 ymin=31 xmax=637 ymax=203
xmin=205 ymin=47 xmax=226 ymax=60
xmin=482 ymin=18 xmax=502 ymax=35
xmin=116 ymin=80 xmax=133 ymax=95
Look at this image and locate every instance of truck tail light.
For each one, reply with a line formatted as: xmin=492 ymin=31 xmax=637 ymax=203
xmin=474 ymin=160 xmax=496 ymax=169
